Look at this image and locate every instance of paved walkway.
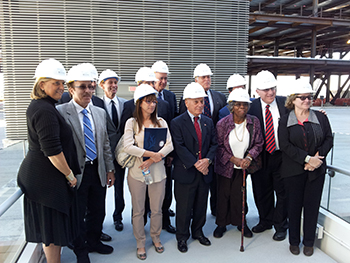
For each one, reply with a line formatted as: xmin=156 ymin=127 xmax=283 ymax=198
xmin=61 ymin=177 xmax=336 ymax=263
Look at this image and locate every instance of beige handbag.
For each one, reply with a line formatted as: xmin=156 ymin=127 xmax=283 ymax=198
xmin=115 ymin=119 xmax=138 ymax=169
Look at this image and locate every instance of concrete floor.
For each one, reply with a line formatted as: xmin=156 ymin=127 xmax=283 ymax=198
xmin=61 ymin=177 xmax=336 ymax=263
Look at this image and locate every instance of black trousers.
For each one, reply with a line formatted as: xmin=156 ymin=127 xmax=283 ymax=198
xmin=284 ymin=172 xmax=325 ymax=247
xmin=73 ymin=161 xmax=106 ymax=251
xmin=113 ymin=160 xmax=125 ymax=222
xmin=175 ymin=172 xmax=210 ymax=241
xmin=251 ymin=151 xmax=288 ymax=232
xmin=216 ymin=170 xmax=248 ymax=227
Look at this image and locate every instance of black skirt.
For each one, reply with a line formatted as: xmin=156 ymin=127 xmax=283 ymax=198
xmin=23 ymin=190 xmax=80 ymax=247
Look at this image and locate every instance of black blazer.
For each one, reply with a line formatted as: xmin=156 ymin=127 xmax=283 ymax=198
xmin=278 ymin=110 xmax=333 ymax=181
xmin=163 ymin=89 xmax=178 ymax=119
xmin=170 ymin=112 xmax=217 ymax=184
xmin=120 ymin=98 xmax=171 ymax=135
xmin=178 ymin=89 xmax=226 ymax=126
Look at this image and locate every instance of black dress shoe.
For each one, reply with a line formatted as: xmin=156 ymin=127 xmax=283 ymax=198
xmin=100 ymin=232 xmax=112 ymax=242
xmin=177 ymin=240 xmax=188 ymax=253
xmin=193 ymin=235 xmax=211 ymax=246
xmin=168 ymin=209 xmax=175 ymax=217
xmin=237 ymin=225 xmax=253 ymax=238
xmin=273 ymin=230 xmax=287 ymax=241
xmin=289 ymin=245 xmax=300 ymax=255
xmin=213 ymin=226 xmax=227 ymax=238
xmin=114 ymin=220 xmax=124 ymax=231
xmin=163 ymin=224 xmax=176 ymax=234
xmin=87 ymin=242 xmax=113 ymax=254
xmin=303 ymin=246 xmax=314 ymax=256
xmin=252 ymin=223 xmax=272 ymax=233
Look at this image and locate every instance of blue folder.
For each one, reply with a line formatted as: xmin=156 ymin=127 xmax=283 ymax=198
xmin=143 ymin=128 xmax=167 ymax=161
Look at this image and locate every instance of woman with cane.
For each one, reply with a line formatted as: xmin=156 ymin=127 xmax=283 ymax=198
xmin=213 ymin=88 xmax=263 ymax=240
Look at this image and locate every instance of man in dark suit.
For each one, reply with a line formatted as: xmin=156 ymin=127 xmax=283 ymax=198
xmin=97 ymin=69 xmax=127 ymax=232
xmin=151 ymin=61 xmax=177 ymax=234
xmin=247 ymin=70 xmax=288 ymax=241
xmin=179 ymin=63 xmax=226 ymax=216
xmin=57 ymin=64 xmax=115 ymax=262
xmin=171 ymin=82 xmax=217 ymax=253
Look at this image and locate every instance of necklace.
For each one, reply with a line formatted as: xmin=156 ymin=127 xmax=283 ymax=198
xmin=234 ymin=119 xmax=246 ymax=142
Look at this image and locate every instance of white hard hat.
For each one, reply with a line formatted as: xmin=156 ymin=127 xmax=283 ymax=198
xmin=135 ymin=67 xmax=159 ymax=83
xmin=193 ymin=63 xmax=213 ymax=78
xmin=256 ymin=70 xmax=277 ymax=90
xmin=226 ymin=74 xmax=246 ymax=89
xmin=151 ymin=61 xmax=170 ymax=74
xmin=290 ymin=79 xmax=315 ymax=95
xmin=227 ymin=88 xmax=251 ymax=103
xmin=183 ymin=82 xmax=208 ymax=99
xmin=80 ymin=63 xmax=98 ymax=81
xmin=133 ymin=84 xmax=158 ymax=104
xmin=66 ymin=64 xmax=94 ymax=83
xmin=98 ymin=69 xmax=120 ymax=86
xmin=34 ymin=58 xmax=66 ymax=81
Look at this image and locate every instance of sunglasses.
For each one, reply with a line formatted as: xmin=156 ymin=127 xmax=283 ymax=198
xmin=296 ymin=95 xmax=313 ymax=101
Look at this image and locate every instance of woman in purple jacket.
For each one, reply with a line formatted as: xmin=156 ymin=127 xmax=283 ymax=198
xmin=213 ymin=88 xmax=263 ymax=238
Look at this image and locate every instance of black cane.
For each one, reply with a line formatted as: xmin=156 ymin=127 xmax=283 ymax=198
xmin=240 ymin=169 xmax=246 ymax=252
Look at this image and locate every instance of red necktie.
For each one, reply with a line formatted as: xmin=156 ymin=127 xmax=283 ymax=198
xmin=194 ymin=117 xmax=202 ymax=159
xmin=265 ymin=105 xmax=276 ymax=154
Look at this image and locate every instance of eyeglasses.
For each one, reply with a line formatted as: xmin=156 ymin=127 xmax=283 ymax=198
xmin=73 ymin=84 xmax=96 ymax=91
xmin=233 ymin=102 xmax=249 ymax=108
xmin=296 ymin=95 xmax=313 ymax=101
xmin=144 ymin=100 xmax=157 ymax=105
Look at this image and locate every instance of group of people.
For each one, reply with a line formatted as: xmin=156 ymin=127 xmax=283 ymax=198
xmin=17 ymin=58 xmax=333 ymax=263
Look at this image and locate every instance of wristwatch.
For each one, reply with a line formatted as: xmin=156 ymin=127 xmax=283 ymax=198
xmin=207 ymin=158 xmax=212 ymax=165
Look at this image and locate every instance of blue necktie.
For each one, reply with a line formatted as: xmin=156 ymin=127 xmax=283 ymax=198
xmin=204 ymin=91 xmax=211 ymax=118
xmin=158 ymin=92 xmax=163 ymax=100
xmin=82 ymin=109 xmax=97 ymax=161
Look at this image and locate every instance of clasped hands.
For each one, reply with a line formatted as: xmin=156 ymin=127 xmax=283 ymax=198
xmin=304 ymin=152 xmax=324 ymax=172
xmin=139 ymin=152 xmax=165 ymax=171
xmin=230 ymin=155 xmax=252 ymax=170
xmin=195 ymin=158 xmax=210 ymax=175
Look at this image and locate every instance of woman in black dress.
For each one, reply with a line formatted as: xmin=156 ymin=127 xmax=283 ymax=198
xmin=17 ymin=59 xmax=80 ymax=263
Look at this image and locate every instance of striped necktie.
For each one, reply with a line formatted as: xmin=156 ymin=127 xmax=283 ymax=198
xmin=81 ymin=109 xmax=97 ymax=161
xmin=265 ymin=105 xmax=276 ymax=154
xmin=158 ymin=92 xmax=163 ymax=100
xmin=203 ymin=91 xmax=211 ymax=118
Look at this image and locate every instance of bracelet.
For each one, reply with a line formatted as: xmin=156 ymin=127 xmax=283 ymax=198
xmin=65 ymin=170 xmax=75 ymax=181
xmin=246 ymin=156 xmax=252 ymax=161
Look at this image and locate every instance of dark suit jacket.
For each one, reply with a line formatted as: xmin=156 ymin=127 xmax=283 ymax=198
xmin=278 ymin=110 xmax=333 ymax=181
xmin=170 ymin=112 xmax=217 ymax=184
xmin=248 ymin=96 xmax=288 ymax=162
xmin=179 ymin=89 xmax=226 ymax=126
xmin=120 ymin=98 xmax=171 ymax=135
xmin=162 ymin=89 xmax=178 ymax=119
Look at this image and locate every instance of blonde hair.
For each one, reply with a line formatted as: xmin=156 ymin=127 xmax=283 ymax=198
xmin=285 ymin=94 xmax=298 ymax=110
xmin=30 ymin=78 xmax=51 ymax=100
